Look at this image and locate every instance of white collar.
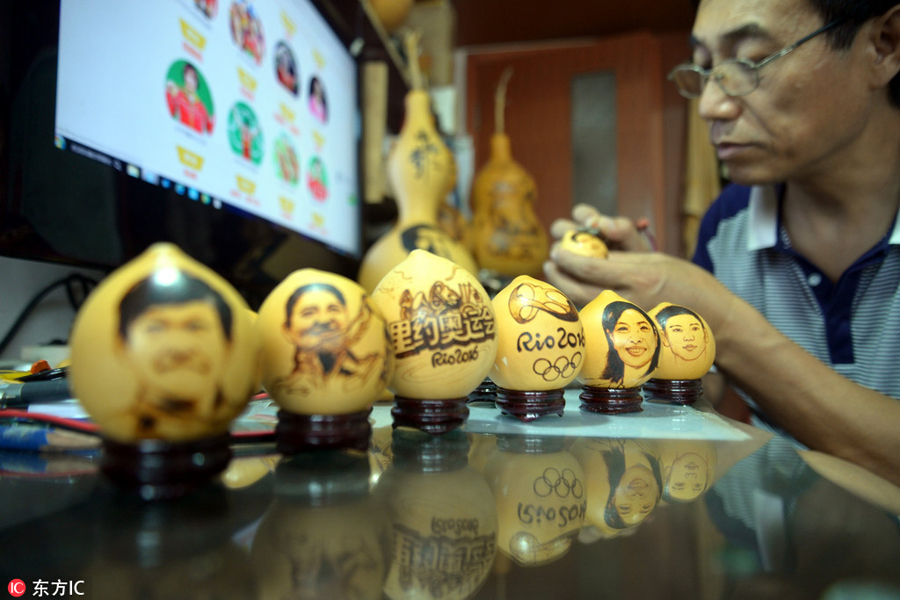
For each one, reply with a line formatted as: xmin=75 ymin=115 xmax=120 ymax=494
xmin=746 ymin=185 xmax=779 ymax=251
xmin=746 ymin=184 xmax=900 ymax=250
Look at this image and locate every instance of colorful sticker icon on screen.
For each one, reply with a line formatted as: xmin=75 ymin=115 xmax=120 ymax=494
xmin=308 ymin=76 xmax=327 ymax=124
xmin=280 ymin=10 xmax=296 ymax=38
xmin=177 ymin=146 xmax=205 ymax=172
xmin=236 ymin=175 xmax=256 ymax=195
xmin=280 ymin=196 xmax=295 ymax=219
xmin=237 ymin=67 xmax=257 ymax=99
xmin=228 ymin=102 xmax=263 ymax=165
xmin=312 ymin=130 xmax=325 ymax=151
xmin=179 ymin=18 xmax=207 ymax=53
xmin=275 ymin=42 xmax=298 ymax=96
xmin=165 ymin=60 xmax=215 ymax=135
xmin=278 ymin=102 xmax=296 ymax=125
xmin=307 ymin=157 xmax=328 ymax=201
xmin=312 ymin=49 xmax=325 ymax=69
xmin=194 ymin=0 xmax=218 ymax=19
xmin=230 ymin=1 xmax=265 ymax=65
xmin=274 ymin=133 xmax=299 ymax=185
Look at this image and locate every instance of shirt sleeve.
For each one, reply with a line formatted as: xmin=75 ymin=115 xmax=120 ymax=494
xmin=691 ymin=184 xmax=754 ymax=275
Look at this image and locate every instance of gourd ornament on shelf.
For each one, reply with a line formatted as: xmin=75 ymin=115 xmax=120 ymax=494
xmin=577 ymin=290 xmax=661 ymax=414
xmin=256 ymin=269 xmax=394 ymax=453
xmin=642 ymin=302 xmax=716 ymax=405
xmin=368 ymin=0 xmax=414 ymax=33
xmin=358 ymin=31 xmax=477 ymax=293
xmin=68 ymin=243 xmax=261 ymax=499
xmin=471 ymin=68 xmax=549 ymax=280
xmin=489 ymin=276 xmax=585 ymax=421
xmin=370 ymin=249 xmax=498 ymax=434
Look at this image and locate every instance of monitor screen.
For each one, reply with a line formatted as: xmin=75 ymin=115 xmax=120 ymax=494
xmin=1 ymin=0 xmax=362 ymax=304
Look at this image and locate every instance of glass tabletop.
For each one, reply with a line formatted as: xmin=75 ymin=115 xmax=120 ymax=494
xmin=1 ymin=393 xmax=899 ymax=600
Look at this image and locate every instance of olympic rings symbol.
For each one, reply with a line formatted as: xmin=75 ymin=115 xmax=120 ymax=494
xmin=532 ymin=352 xmax=582 ymax=382
xmin=533 ymin=467 xmax=584 ymax=499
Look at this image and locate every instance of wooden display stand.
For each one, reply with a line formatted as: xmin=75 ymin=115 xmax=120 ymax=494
xmin=275 ymin=409 xmax=373 ymax=454
xmin=495 ymin=388 xmax=565 ymax=422
xmin=579 ymin=386 xmax=643 ymax=414
xmin=101 ymin=434 xmax=232 ymax=500
xmin=642 ymin=378 xmax=703 ymax=405
xmin=391 ymin=396 xmax=469 ymax=435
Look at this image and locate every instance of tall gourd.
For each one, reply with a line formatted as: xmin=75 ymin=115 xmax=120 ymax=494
xmin=358 ymin=31 xmax=477 ymax=293
xmin=471 ymin=69 xmax=549 ymax=279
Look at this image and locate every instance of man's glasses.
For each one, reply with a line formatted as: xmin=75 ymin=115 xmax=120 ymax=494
xmin=668 ymin=18 xmax=846 ymax=99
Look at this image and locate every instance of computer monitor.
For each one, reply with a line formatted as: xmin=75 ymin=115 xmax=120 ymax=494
xmin=0 ymin=0 xmax=362 ymax=306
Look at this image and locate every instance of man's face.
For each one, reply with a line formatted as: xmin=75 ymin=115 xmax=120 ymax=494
xmin=610 ymin=309 xmax=656 ymax=369
xmin=286 ymin=289 xmax=349 ymax=352
xmin=664 ymin=314 xmax=706 ymax=361
xmin=692 ymin=0 xmax=872 ymax=184
xmin=125 ymin=300 xmax=228 ymax=412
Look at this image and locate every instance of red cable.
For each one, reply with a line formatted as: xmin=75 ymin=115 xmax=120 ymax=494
xmin=0 ymin=409 xmax=274 ymax=442
xmin=0 ymin=409 xmax=100 ymax=434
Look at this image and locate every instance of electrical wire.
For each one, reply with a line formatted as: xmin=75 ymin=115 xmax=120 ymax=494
xmin=0 ymin=273 xmax=98 ymax=356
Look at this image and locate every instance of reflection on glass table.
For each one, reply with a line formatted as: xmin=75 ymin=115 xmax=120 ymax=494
xmin=1 ymin=400 xmax=899 ymax=599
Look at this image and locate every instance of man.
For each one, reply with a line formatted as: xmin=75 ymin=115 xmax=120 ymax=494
xmin=275 ymin=282 xmax=380 ymax=396
xmin=545 ymin=0 xmax=900 ymax=486
xmin=117 ymin=270 xmax=232 ymax=440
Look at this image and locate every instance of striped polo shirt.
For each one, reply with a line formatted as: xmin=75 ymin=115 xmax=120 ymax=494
xmin=693 ymin=184 xmax=900 ymax=431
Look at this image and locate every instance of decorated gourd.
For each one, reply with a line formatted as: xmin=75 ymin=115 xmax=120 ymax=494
xmin=577 ymin=290 xmax=660 ymax=414
xmin=358 ymin=32 xmax=477 ymax=293
xmin=69 ymin=243 xmax=260 ymax=496
xmin=471 ymin=68 xmax=549 ymax=279
xmin=256 ymin=268 xmax=394 ymax=451
xmin=559 ymin=229 xmax=609 ymax=259
xmin=489 ymin=276 xmax=584 ymax=421
xmin=370 ymin=250 xmax=498 ymax=433
xmin=643 ymin=302 xmax=716 ymax=405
